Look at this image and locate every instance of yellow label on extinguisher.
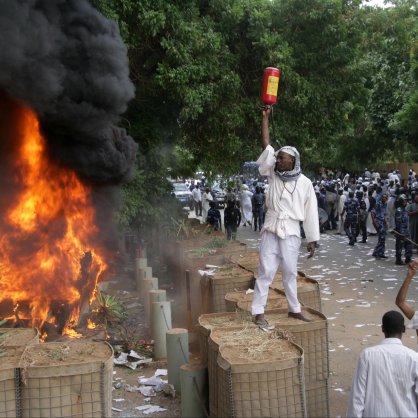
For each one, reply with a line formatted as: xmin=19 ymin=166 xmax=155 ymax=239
xmin=266 ymin=76 xmax=279 ymax=96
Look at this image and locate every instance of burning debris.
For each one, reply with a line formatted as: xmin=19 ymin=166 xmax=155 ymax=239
xmin=0 ymin=0 xmax=138 ymax=338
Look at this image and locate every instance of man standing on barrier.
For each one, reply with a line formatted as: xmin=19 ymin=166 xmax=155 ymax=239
xmin=251 ymin=105 xmax=320 ymax=329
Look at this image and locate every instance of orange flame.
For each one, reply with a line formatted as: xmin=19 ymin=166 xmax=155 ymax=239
xmin=0 ymin=103 xmax=106 ymax=334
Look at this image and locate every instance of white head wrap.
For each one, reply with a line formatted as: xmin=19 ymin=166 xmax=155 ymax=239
xmin=273 ymin=145 xmax=301 ymax=182
xmin=274 ymin=146 xmax=297 ymax=158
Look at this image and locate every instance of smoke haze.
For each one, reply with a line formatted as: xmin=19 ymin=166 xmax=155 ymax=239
xmin=0 ymin=0 xmax=137 ymax=183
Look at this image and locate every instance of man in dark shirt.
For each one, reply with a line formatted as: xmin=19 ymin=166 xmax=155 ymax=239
xmin=251 ymin=186 xmax=265 ymax=232
xmin=206 ymin=201 xmax=221 ymax=231
xmin=224 ymin=200 xmax=241 ymax=240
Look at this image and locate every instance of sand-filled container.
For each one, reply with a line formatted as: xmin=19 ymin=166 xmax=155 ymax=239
xmin=270 ymin=274 xmax=321 ymax=312
xmin=0 ymin=328 xmax=39 ymax=347
xmin=196 ymin=312 xmax=254 ymax=364
xmin=227 ymin=288 xmax=287 ymax=313
xmin=183 ymin=240 xmax=247 ymax=319
xmin=0 ymin=346 xmax=26 ymax=418
xmin=19 ymin=341 xmax=113 ymax=418
xmin=305 ymin=379 xmax=329 ymax=418
xmin=185 ymin=239 xmax=247 ymax=272
xmin=229 ymin=251 xmax=260 ymax=273
xmin=208 ymin=327 xmax=306 ymax=418
xmin=224 ymin=289 xmax=255 ymax=312
xmin=264 ymin=308 xmax=329 ymax=383
xmin=200 ymin=308 xmax=328 ymax=382
xmin=207 ymin=265 xmax=255 ymax=313
xmin=236 ymin=290 xmax=289 ymax=314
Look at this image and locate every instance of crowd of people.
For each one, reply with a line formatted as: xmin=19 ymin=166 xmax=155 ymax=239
xmin=187 ymin=180 xmax=268 ymax=239
xmin=187 ymin=166 xmax=418 ymax=264
xmin=314 ymin=168 xmax=418 ymax=263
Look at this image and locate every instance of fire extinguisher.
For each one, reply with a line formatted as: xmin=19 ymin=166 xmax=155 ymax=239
xmin=260 ymin=67 xmax=281 ymax=147
xmin=260 ymin=67 xmax=280 ymax=106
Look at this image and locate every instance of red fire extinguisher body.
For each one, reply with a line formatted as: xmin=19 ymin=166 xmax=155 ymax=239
xmin=261 ymin=67 xmax=280 ymax=105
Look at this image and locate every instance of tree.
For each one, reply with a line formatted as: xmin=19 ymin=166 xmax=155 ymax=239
xmin=92 ymin=0 xmax=418 ymax=228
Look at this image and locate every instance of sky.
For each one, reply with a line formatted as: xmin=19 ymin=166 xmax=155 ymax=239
xmin=364 ymin=0 xmax=392 ymax=7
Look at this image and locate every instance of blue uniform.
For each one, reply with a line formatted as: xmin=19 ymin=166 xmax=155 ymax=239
xmin=344 ymin=197 xmax=359 ymax=245
xmin=395 ymin=206 xmax=412 ymax=262
xmin=371 ymin=200 xmax=387 ymax=257
xmin=252 ymin=192 xmax=265 ymax=232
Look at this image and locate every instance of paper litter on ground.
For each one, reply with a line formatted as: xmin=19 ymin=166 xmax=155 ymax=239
xmin=155 ymin=369 xmax=167 ymax=376
xmin=114 ymin=352 xmax=153 ymax=369
xmin=135 ymin=405 xmax=167 ymax=414
xmin=139 ymin=370 xmax=168 ymax=393
xmin=139 ymin=386 xmax=156 ymax=396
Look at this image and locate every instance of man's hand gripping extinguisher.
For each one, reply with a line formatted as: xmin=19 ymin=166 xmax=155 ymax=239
xmin=260 ymin=67 xmax=281 ymax=148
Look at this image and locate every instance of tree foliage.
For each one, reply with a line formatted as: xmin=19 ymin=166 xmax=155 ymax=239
xmin=92 ymin=0 xmax=418 ymax=227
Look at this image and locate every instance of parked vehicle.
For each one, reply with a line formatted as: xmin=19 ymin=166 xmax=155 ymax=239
xmin=171 ymin=182 xmax=193 ymax=209
xmin=212 ymin=187 xmax=226 ymax=209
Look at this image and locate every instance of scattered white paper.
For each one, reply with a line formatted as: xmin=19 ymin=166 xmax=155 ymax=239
xmin=136 ymin=405 xmax=167 ymax=414
xmin=139 ymin=376 xmax=164 ymax=386
xmin=155 ymin=369 xmax=168 ymax=377
xmin=139 ymin=386 xmax=156 ymax=397
xmin=355 ymin=303 xmax=371 ymax=308
xmin=199 ymin=269 xmax=214 ymax=277
xmin=114 ymin=352 xmax=153 ymax=369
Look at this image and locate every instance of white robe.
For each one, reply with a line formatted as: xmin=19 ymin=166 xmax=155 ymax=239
xmin=251 ymin=145 xmax=320 ymax=316
xmin=365 ymin=197 xmax=377 ymax=234
xmin=240 ymin=190 xmax=253 ymax=224
xmin=202 ymin=192 xmax=213 ymax=223
xmin=257 ymin=145 xmax=320 ymax=243
xmin=338 ymin=194 xmax=347 ymax=234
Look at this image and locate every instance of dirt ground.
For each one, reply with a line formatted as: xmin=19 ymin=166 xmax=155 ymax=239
xmin=106 ymin=225 xmax=418 ymax=418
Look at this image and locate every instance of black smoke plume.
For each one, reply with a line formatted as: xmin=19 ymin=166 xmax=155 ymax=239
xmin=0 ymin=0 xmax=137 ymax=183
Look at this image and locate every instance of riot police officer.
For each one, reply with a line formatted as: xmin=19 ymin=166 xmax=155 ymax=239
xmin=394 ymin=194 xmax=412 ymax=265
xmin=371 ymin=194 xmax=389 ymax=259
xmin=342 ymin=191 xmax=359 ymax=246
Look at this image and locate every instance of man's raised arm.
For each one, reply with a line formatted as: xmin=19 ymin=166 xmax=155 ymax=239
xmin=396 ymin=260 xmax=418 ymax=320
xmin=261 ymin=105 xmax=272 ymax=149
